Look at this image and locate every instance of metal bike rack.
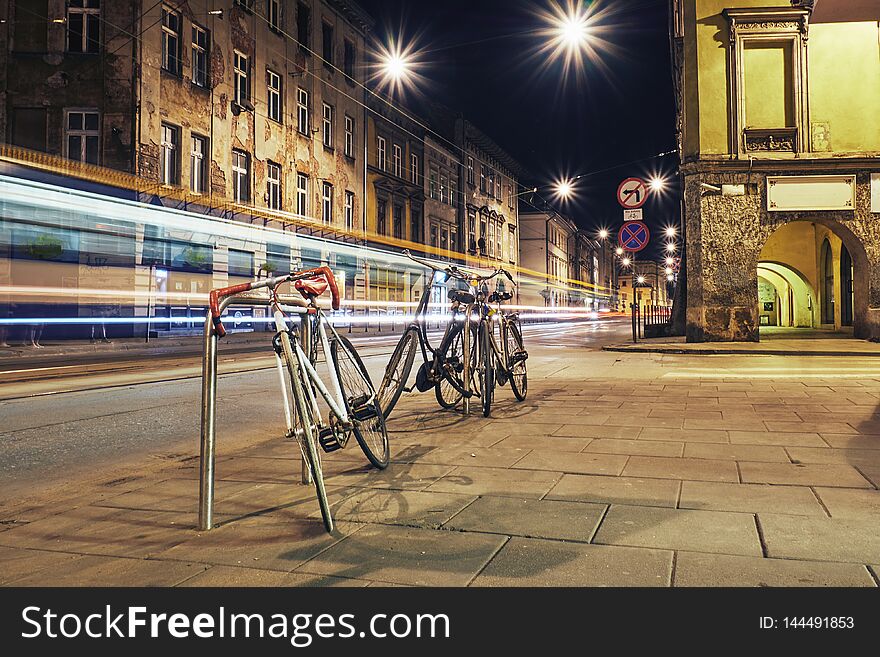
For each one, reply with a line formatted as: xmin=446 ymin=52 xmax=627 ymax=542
xmin=198 ymin=293 xmax=310 ymax=531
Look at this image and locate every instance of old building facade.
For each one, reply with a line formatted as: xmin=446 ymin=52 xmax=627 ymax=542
xmin=672 ymin=0 xmax=880 ymax=341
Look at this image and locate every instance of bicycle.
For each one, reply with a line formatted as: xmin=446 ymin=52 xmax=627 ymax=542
xmin=376 ymin=250 xmax=483 ymax=420
xmin=209 ymin=266 xmax=389 ymax=533
xmin=470 ymin=267 xmax=529 ymax=417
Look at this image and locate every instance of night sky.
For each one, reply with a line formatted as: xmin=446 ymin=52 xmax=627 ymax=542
xmin=357 ymin=0 xmax=679 ymax=256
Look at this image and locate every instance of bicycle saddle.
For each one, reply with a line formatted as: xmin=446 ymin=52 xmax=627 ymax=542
xmin=488 ymin=291 xmax=513 ymax=303
xmin=448 ymin=289 xmax=475 ymax=305
xmin=295 ymin=278 xmax=329 ymax=299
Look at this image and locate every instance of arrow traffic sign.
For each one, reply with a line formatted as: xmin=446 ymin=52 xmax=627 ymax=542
xmin=617 ymin=177 xmax=649 ymax=209
xmin=618 ymin=221 xmax=650 ymax=252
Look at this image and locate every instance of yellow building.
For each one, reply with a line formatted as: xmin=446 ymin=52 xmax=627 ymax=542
xmin=672 ymin=0 xmax=880 ymax=340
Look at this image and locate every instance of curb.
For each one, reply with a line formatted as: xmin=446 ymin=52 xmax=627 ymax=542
xmin=603 ymin=345 xmax=880 ymax=357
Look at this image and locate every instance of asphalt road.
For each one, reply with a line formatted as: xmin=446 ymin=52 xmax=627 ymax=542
xmin=0 ymin=318 xmax=631 ymax=497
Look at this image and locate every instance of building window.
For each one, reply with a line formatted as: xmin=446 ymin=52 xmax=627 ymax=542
xmin=488 ymin=169 xmax=495 ymax=198
xmin=232 ymin=149 xmax=250 ymax=203
xmin=479 ymin=213 xmax=487 ymax=254
xmin=508 ymin=184 xmax=514 ymax=209
xmin=508 ymin=226 xmax=516 ymax=263
xmin=467 ymin=209 xmax=476 ymax=253
xmin=479 ymin=164 xmax=486 ymax=193
xmin=495 ymin=174 xmax=502 ymax=200
xmin=191 ymin=24 xmax=209 ymax=87
xmin=190 ymin=134 xmax=207 ymax=194
xmin=440 ymin=174 xmax=448 ymax=204
xmin=393 ymin=204 xmax=403 ymax=240
xmin=343 ymin=39 xmax=355 ymax=79
xmin=392 ymin=144 xmax=402 ymax=178
xmin=344 ymin=115 xmax=354 ymax=157
xmin=160 ymin=123 xmax=180 ymax=185
xmin=268 ymin=0 xmax=281 ymax=32
xmin=377 ymin=136 xmax=386 ymax=171
xmin=377 ymin=199 xmax=387 ymax=235
xmin=322 ymin=181 xmax=333 ymax=224
xmin=467 ymin=156 xmax=475 ymax=185
xmin=322 ymin=103 xmax=333 ymax=148
xmin=297 ymin=88 xmax=309 ymax=135
xmin=161 ymin=6 xmax=181 ymax=74
xmin=266 ymin=69 xmax=282 ymax=123
xmin=411 ymin=207 xmax=421 ymax=243
xmin=234 ymin=51 xmax=250 ymax=106
xmin=496 ymin=221 xmax=503 ymax=258
xmin=234 ymin=0 xmax=254 ymax=11
xmin=267 ymin=161 xmax=281 ymax=210
xmin=344 ymin=190 xmax=354 ymax=231
xmin=429 ymin=169 xmax=437 ymax=199
xmin=65 ymin=109 xmax=99 ymax=164
xmin=297 ymin=2 xmax=310 ymax=52
xmin=449 ymin=178 xmax=456 ymax=206
xmin=488 ymin=221 xmax=495 ymax=258
xmin=430 ymin=224 xmax=439 ymax=248
xmin=68 ymin=0 xmax=100 ymax=53
xmin=410 ymin=154 xmax=419 ymax=184
xmin=296 ymin=172 xmax=309 ymax=216
xmin=322 ymin=21 xmax=333 ymax=68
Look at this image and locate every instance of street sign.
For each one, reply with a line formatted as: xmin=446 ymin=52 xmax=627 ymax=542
xmin=618 ymin=221 xmax=650 ymax=252
xmin=617 ymin=177 xmax=649 ymax=209
xmin=623 ymin=208 xmax=643 ymax=221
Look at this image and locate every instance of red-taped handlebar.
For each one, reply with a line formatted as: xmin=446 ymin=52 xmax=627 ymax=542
xmin=208 ymin=266 xmax=340 ymax=338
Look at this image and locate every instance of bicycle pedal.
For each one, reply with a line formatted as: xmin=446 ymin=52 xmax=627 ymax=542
xmin=351 ymin=403 xmax=379 ymax=421
xmin=509 ymin=351 xmax=529 ymax=364
xmin=318 ymin=426 xmax=342 ymax=452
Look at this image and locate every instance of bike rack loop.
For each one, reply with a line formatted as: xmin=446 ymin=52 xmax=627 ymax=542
xmin=198 ymin=293 xmax=308 ymax=531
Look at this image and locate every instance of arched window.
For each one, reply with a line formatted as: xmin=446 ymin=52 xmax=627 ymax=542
xmin=821 ymin=239 xmax=834 ymax=325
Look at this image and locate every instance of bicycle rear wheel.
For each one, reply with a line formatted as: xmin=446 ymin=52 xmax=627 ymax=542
xmin=505 ymin=320 xmax=528 ymax=401
xmin=376 ymin=327 xmax=418 ymax=420
xmin=434 ymin=324 xmax=465 ymax=408
xmin=331 ymin=335 xmax=390 ymax=469
xmin=278 ymin=332 xmax=333 ymax=532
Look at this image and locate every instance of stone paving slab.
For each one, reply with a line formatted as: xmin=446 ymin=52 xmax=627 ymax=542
xmin=9 ymin=555 xmax=208 ymax=587
xmin=491 ymin=433 xmax=590 ymax=452
xmin=759 ymin=513 xmax=880 ymax=564
xmin=512 ymin=451 xmax=628 ymax=476
xmin=544 ymin=474 xmax=680 ymax=508
xmin=621 ymin=456 xmax=739 ymax=483
xmin=584 ymin=438 xmax=684 ymax=457
xmin=443 ymin=496 xmax=606 ymax=542
xmin=727 ymin=430 xmax=828 ymax=447
xmin=593 ymin=506 xmax=763 ymax=556
xmin=673 ymin=552 xmax=876 ymax=587
xmin=417 ymin=446 xmax=531 ymax=469
xmin=470 ymin=537 xmax=672 ymax=587
xmin=739 ymin=462 xmax=872 ymax=488
xmin=424 ymin=466 xmax=562 ymax=499
xmin=312 ymin=489 xmax=476 ymax=529
xmin=177 ymin=565 xmax=371 ymax=587
xmin=678 ymin=481 xmax=825 ymax=516
xmin=637 ymin=427 xmax=729 ymax=443
xmin=812 ymin=488 xmax=880 ymax=520
xmin=682 ymin=443 xmax=791 ymax=463
xmin=294 ymin=525 xmax=507 ymax=586
xmin=0 ymin=546 xmax=83 ymax=585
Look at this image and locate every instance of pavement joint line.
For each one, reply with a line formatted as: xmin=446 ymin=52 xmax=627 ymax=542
xmin=808 ymin=487 xmax=833 ymax=519
xmin=735 ymin=461 xmax=743 ymax=485
xmin=754 ymin=515 xmax=769 ymax=559
xmin=674 ymin=480 xmax=683 ymax=510
xmin=850 ymin=464 xmax=878 ymax=490
xmin=438 ymin=494 xmax=484 ymax=528
xmin=669 ymin=550 xmax=679 ymax=587
xmin=587 ymin=504 xmax=611 ymax=544
xmin=463 ymin=535 xmax=511 ymax=587
xmin=867 ymin=565 xmax=880 ymax=588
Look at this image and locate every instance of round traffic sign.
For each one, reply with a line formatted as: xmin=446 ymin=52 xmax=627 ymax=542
xmin=617 ymin=177 xmax=649 ymax=209
xmin=618 ymin=221 xmax=650 ymax=253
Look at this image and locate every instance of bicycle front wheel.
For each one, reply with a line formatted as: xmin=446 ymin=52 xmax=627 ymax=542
xmin=331 ymin=335 xmax=390 ymax=469
xmin=505 ymin=320 xmax=528 ymax=401
xmin=435 ymin=324 xmax=465 ymax=409
xmin=376 ymin=327 xmax=418 ymax=420
xmin=279 ymin=333 xmax=334 ymax=532
xmin=480 ymin=322 xmax=495 ymax=417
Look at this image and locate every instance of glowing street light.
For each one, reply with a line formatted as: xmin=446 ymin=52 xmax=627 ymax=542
xmin=598 ymin=228 xmax=609 ymax=240
xmin=371 ymin=40 xmax=423 ymax=96
xmin=554 ymin=178 xmax=574 ymax=200
xmin=667 ymin=274 xmax=675 ymax=282
xmin=382 ymin=51 xmax=409 ymax=81
xmin=649 ymin=177 xmax=667 ymax=193
xmin=665 ymin=242 xmax=676 ymax=253
xmin=621 ymin=257 xmax=631 ymax=267
xmin=665 ymin=256 xmax=674 ymax=266
xmin=665 ymin=226 xmax=676 ymax=238
xmin=665 ymin=267 xmax=673 ymax=275
xmin=557 ymin=9 xmax=592 ymax=51
xmin=615 ymin=247 xmax=624 ymax=256
xmin=637 ymin=275 xmax=646 ymax=285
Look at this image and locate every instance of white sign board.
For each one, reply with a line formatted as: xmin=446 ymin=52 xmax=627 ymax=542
xmin=872 ymin=174 xmax=880 ymax=214
xmin=623 ymin=209 xmax=643 ymax=221
xmin=767 ymin=175 xmax=856 ymax=212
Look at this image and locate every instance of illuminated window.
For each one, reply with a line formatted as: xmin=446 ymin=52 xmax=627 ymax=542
xmin=190 ymin=134 xmax=207 ymax=194
xmin=392 ymin=144 xmax=402 ymax=177
xmin=297 ymin=88 xmax=309 ymax=134
xmin=322 ymin=103 xmax=333 ymax=147
xmin=160 ymin=123 xmax=180 ymax=185
xmin=322 ymin=181 xmax=333 ymax=224
xmin=377 ymin=136 xmax=386 ymax=171
xmin=233 ymin=51 xmax=249 ymax=106
xmin=296 ymin=173 xmax=308 ymax=215
xmin=344 ymin=115 xmax=354 ymax=157
xmin=232 ymin=149 xmax=250 ymax=203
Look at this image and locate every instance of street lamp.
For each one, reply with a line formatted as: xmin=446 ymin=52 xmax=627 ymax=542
xmin=665 ymin=267 xmax=673 ymax=275
xmin=649 ymin=176 xmax=666 ymax=193
xmin=667 ymin=274 xmax=675 ymax=282
xmin=665 ymin=256 xmax=674 ymax=266
xmin=665 ymin=242 xmax=676 ymax=253
xmin=637 ymin=275 xmax=646 ymax=285
xmin=598 ymin=228 xmax=609 ymax=240
xmin=664 ymin=226 xmax=676 ymax=238
xmin=621 ymin=257 xmax=631 ymax=267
